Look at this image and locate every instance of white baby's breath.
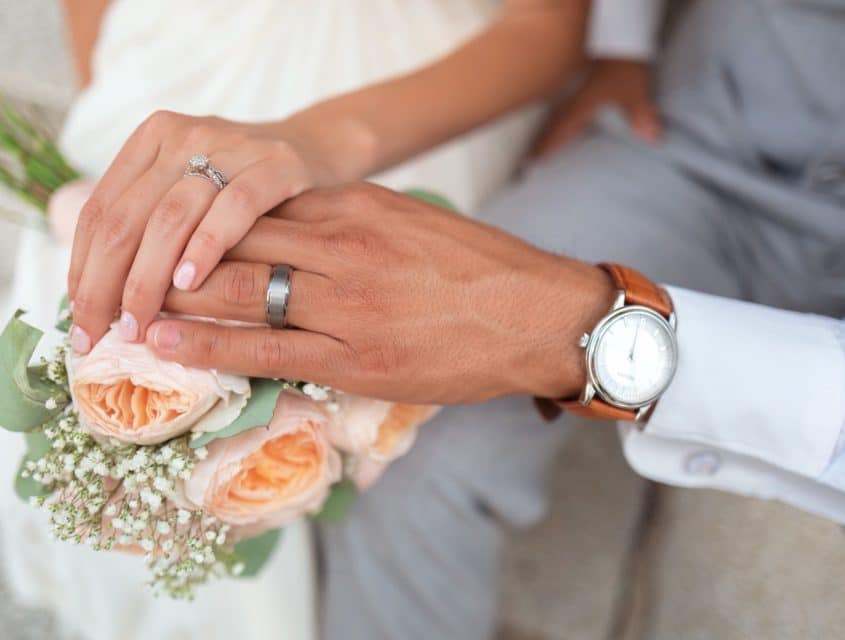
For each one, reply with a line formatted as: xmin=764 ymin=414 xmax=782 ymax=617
xmin=22 ymin=342 xmax=282 ymax=599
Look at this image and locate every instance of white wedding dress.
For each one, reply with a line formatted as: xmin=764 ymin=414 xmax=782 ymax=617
xmin=0 ymin=1 xmax=540 ymax=640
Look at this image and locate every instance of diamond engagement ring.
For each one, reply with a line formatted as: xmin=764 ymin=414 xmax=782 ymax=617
xmin=184 ymin=154 xmax=227 ymax=190
xmin=266 ymin=265 xmax=293 ymax=329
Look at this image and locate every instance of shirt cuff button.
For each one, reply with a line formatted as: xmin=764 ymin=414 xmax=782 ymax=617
xmin=684 ymin=450 xmax=722 ymax=476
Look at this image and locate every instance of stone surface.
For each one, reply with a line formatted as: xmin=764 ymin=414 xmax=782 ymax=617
xmin=498 ymin=425 xmax=649 ymax=640
xmin=637 ymin=488 xmax=845 ymax=640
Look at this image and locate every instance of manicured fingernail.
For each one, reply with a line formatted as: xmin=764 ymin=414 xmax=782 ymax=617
xmin=70 ymin=325 xmax=91 ymax=354
xmin=118 ymin=311 xmax=139 ymax=341
xmin=153 ymin=323 xmax=182 ymax=351
xmin=69 ymin=300 xmax=75 ymax=314
xmin=173 ymin=261 xmax=196 ymax=290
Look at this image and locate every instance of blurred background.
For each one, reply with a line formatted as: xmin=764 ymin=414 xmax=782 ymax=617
xmin=2 ymin=2 xmax=845 ymax=639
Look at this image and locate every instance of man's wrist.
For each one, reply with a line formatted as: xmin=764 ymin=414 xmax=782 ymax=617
xmin=514 ymin=258 xmax=616 ymax=399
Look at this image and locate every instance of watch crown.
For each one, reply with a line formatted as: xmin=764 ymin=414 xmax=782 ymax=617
xmin=578 ymin=332 xmax=590 ymax=348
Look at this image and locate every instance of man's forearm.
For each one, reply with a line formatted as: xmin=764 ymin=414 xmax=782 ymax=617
xmin=275 ymin=1 xmax=590 ymax=185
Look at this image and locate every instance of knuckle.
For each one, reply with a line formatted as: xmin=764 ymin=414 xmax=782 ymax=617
xmin=142 ymin=110 xmax=179 ymax=135
xmin=355 ymin=339 xmax=398 ymax=378
xmin=334 ymin=341 xmax=359 ymax=372
xmin=339 ymin=183 xmax=377 ymax=209
xmin=77 ymin=197 xmax=106 ymax=236
xmin=254 ymin=334 xmax=286 ymax=372
xmin=224 ymin=182 xmax=257 ymax=214
xmin=185 ymin=122 xmax=214 ymax=146
xmin=100 ymin=213 xmax=134 ymax=251
xmin=71 ymin=291 xmax=103 ymax=322
xmin=122 ymin=275 xmax=149 ymax=306
xmin=269 ymin=139 xmax=295 ymax=159
xmin=196 ymin=328 xmax=223 ymax=362
xmin=221 ymin=264 xmax=261 ymax=307
xmin=321 ymin=224 xmax=377 ymax=261
xmin=150 ymin=198 xmax=187 ymax=233
xmin=191 ymin=228 xmax=226 ymax=257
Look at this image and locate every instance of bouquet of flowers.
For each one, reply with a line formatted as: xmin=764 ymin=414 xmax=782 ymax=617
xmin=1 ymin=309 xmax=436 ymax=598
xmin=0 ymin=96 xmax=81 ymax=232
xmin=0 ymin=98 xmax=441 ymax=599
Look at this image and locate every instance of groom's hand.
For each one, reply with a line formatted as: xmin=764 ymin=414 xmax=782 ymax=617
xmin=149 ymin=183 xmax=614 ymax=404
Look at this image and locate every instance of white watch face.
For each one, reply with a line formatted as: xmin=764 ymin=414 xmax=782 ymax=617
xmin=591 ymin=308 xmax=677 ymax=407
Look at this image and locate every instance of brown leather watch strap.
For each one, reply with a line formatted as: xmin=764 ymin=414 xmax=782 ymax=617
xmin=534 ymin=397 xmax=639 ymax=422
xmin=559 ymin=398 xmax=639 ymax=421
xmin=599 ymin=262 xmax=673 ymax=318
xmin=536 ymin=263 xmax=672 ymax=423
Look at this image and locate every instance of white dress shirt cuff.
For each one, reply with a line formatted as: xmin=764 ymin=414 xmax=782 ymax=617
xmin=624 ymin=287 xmax=845 ymax=480
xmin=587 ymin=0 xmax=665 ymax=59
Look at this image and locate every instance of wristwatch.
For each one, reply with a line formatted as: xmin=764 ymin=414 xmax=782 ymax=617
xmin=537 ymin=263 xmax=678 ymax=423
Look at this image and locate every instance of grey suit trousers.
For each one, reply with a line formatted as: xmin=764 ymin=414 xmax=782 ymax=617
xmin=320 ymin=1 xmax=845 ymax=638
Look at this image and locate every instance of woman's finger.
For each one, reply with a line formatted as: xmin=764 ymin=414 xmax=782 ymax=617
xmin=70 ymin=160 xmax=182 ymax=353
xmin=529 ymin=97 xmax=597 ymax=160
xmin=267 ymin=187 xmax=347 ymax=222
xmin=117 ymin=170 xmax=224 ymax=342
xmin=224 ymin=217 xmax=331 ymax=272
xmin=68 ymin=116 xmax=165 ymax=301
xmin=162 ymin=261 xmax=338 ymax=333
xmin=146 ymin=319 xmax=350 ymax=387
xmin=174 ymin=157 xmax=310 ymax=292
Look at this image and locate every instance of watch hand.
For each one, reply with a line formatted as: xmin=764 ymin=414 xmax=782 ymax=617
xmin=629 ymin=317 xmax=643 ymax=361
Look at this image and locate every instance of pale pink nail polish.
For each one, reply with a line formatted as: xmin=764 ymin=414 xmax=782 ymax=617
xmin=153 ymin=323 xmax=182 ymax=350
xmin=70 ymin=325 xmax=92 ymax=354
xmin=173 ymin=261 xmax=196 ymax=290
xmin=118 ymin=311 xmax=139 ymax=341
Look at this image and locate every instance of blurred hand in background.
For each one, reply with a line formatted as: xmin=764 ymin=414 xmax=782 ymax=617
xmin=530 ymin=58 xmax=661 ymax=160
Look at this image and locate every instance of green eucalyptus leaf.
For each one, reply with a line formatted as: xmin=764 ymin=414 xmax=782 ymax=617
xmin=190 ymin=378 xmax=285 ymax=449
xmin=24 ymin=156 xmax=63 ymax=192
xmin=314 ymin=480 xmax=356 ymax=524
xmin=24 ymin=427 xmax=51 ymax=458
xmin=403 ymin=189 xmax=458 ymax=212
xmin=14 ymin=429 xmax=53 ymax=501
xmin=229 ymin=528 xmax=283 ymax=578
xmin=0 ymin=311 xmax=64 ymax=432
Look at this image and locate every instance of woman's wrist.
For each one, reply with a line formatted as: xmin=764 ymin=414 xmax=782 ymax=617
xmin=271 ymin=103 xmax=382 ymax=186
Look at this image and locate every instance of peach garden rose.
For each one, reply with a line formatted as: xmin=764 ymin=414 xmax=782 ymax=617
xmin=67 ymin=326 xmax=250 ymax=445
xmin=183 ymin=391 xmax=342 ymax=528
xmin=327 ymin=396 xmax=439 ymax=489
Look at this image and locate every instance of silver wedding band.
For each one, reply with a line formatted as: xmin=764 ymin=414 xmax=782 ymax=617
xmin=266 ymin=265 xmax=293 ymax=329
xmin=184 ymin=154 xmax=227 ymax=190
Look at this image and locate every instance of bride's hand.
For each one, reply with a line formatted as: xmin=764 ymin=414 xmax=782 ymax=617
xmin=67 ymin=111 xmax=314 ymax=354
xmin=149 ymin=183 xmax=614 ymax=404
